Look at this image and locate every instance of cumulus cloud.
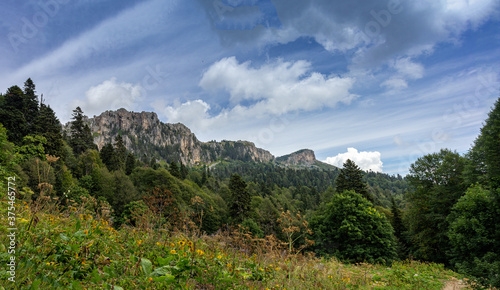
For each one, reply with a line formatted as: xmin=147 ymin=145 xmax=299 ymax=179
xmin=199 ymin=56 xmax=356 ymax=116
xmin=73 ymin=78 xmax=142 ymax=116
xmin=153 ymin=99 xmax=216 ymax=130
xmin=324 ymin=147 xmax=383 ymax=172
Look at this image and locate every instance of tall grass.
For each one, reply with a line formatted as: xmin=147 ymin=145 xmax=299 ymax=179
xmin=0 ymin=194 xmax=470 ymax=289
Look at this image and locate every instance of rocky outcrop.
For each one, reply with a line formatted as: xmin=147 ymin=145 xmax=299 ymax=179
xmin=81 ymin=108 xmax=274 ymax=165
xmin=276 ymin=149 xmax=317 ymax=166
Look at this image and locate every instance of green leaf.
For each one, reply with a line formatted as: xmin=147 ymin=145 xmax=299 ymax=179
xmin=141 ymin=258 xmax=153 ymax=276
xmin=151 ymin=266 xmax=172 ymax=277
xmin=153 ymin=274 xmax=175 ymax=283
xmin=75 ymin=220 xmax=81 ymax=231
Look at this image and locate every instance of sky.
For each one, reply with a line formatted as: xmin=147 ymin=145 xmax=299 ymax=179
xmin=1 ymin=0 xmax=499 ymax=175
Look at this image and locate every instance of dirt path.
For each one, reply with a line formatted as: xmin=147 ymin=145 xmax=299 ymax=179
xmin=442 ymin=279 xmax=469 ymax=289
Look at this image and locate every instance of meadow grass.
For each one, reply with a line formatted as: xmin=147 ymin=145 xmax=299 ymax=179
xmin=0 ymin=195 xmax=470 ymax=289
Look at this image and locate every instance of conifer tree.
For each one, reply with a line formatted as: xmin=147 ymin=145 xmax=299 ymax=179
xmin=229 ymin=173 xmax=250 ymax=223
xmin=34 ymin=102 xmax=64 ymax=157
xmin=114 ymin=135 xmax=127 ymax=170
xmin=465 ymin=97 xmax=500 ymax=188
xmin=125 ymin=153 xmax=136 ymax=175
xmin=0 ymin=85 xmax=29 ymax=144
xmin=169 ymin=161 xmax=181 ymax=178
xmin=69 ymin=107 xmax=95 ymax=155
xmin=335 ymin=159 xmax=372 ymax=201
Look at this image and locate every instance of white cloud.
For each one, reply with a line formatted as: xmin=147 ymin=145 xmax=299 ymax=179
xmin=73 ymin=78 xmax=142 ymax=116
xmin=381 ymin=78 xmax=408 ymax=90
xmin=393 ymin=58 xmax=424 ymax=80
xmin=154 ymin=99 xmax=215 ymax=130
xmin=324 ymin=147 xmax=383 ymax=172
xmin=199 ymin=56 xmax=356 ymax=116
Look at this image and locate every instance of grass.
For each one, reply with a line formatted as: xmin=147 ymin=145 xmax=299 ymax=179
xmin=0 ymin=194 xmax=470 ymax=289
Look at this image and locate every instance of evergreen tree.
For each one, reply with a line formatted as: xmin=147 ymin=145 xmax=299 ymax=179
xmin=23 ymin=78 xmax=39 ymax=129
xmin=114 ymin=135 xmax=127 ymax=170
xmin=125 ymin=153 xmax=136 ymax=175
xmin=335 ymin=159 xmax=372 ymax=201
xmin=405 ymin=149 xmax=466 ymax=264
xmin=100 ymin=143 xmax=115 ymax=171
xmin=69 ymin=107 xmax=95 ymax=155
xmin=229 ymin=174 xmax=250 ymax=223
xmin=180 ymin=162 xmax=188 ymax=180
xmin=0 ymin=85 xmax=29 ymax=144
xmin=465 ymin=98 xmax=500 ymax=188
xmin=169 ymin=161 xmax=181 ymax=178
xmin=34 ymin=102 xmax=64 ymax=157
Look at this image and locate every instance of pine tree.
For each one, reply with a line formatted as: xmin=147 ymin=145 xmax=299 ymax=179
xmin=465 ymin=98 xmax=500 ymax=188
xmin=69 ymin=107 xmax=95 ymax=155
xmin=229 ymin=174 xmax=250 ymax=223
xmin=0 ymin=85 xmax=29 ymax=144
xmin=114 ymin=135 xmax=127 ymax=170
xmin=125 ymin=153 xmax=136 ymax=175
xmin=335 ymin=159 xmax=372 ymax=201
xmin=169 ymin=161 xmax=180 ymax=178
xmin=23 ymin=78 xmax=39 ymax=129
xmin=100 ymin=143 xmax=115 ymax=171
xmin=34 ymin=102 xmax=64 ymax=157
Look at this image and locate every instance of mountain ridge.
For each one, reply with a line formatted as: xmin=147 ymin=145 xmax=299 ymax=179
xmin=70 ymin=108 xmax=330 ymax=167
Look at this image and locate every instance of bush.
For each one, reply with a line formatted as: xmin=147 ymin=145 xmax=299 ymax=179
xmin=311 ymin=190 xmax=396 ymax=264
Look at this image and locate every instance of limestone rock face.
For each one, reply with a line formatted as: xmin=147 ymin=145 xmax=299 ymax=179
xmin=276 ymin=149 xmax=317 ymax=166
xmin=79 ymin=108 xmax=274 ymax=165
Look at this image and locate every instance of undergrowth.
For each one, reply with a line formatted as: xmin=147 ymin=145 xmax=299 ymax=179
xmin=0 ymin=194 xmax=471 ymax=289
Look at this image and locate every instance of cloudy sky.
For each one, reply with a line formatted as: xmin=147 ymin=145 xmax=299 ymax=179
xmin=1 ymin=0 xmax=499 ymax=174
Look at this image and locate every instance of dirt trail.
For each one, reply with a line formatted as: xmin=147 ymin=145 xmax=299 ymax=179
xmin=442 ymin=279 xmax=469 ymax=290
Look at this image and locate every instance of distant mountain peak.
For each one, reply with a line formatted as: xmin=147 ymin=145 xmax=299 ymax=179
xmin=276 ymin=149 xmax=316 ymax=166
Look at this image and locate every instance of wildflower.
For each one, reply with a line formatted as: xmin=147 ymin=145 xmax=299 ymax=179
xmin=170 ymin=243 xmax=175 ymax=248
xmin=179 ymin=240 xmax=186 ymax=246
xmin=275 ymin=267 xmax=280 ymax=271
xmin=183 ymin=252 xmax=187 ymax=257
xmin=137 ymin=240 xmax=142 ymax=246
xmin=170 ymin=250 xmax=176 ymax=255
xmin=46 ymin=262 xmax=50 ymax=266
xmin=148 ymin=277 xmax=153 ymax=282
xmin=156 ymin=242 xmax=162 ymax=246
xmin=227 ymin=263 xmax=232 ymax=268
xmin=217 ymin=255 xmax=222 ymax=259
xmin=196 ymin=249 xmax=204 ymax=255
xmin=83 ymin=230 xmax=88 ymax=235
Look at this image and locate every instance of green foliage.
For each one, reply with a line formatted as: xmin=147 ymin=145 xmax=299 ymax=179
xmin=447 ymin=185 xmax=500 ymax=287
xmin=311 ymin=190 xmax=396 ymax=264
xmin=335 ymin=159 xmax=372 ymax=201
xmin=229 ymin=174 xmax=250 ymax=223
xmin=465 ymin=98 xmax=500 ymax=188
xmin=405 ymin=149 xmax=467 ymax=264
xmin=14 ymin=135 xmax=47 ymax=163
xmin=69 ymin=107 xmax=96 ymax=156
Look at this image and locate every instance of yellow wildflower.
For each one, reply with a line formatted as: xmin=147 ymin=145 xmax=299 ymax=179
xmin=170 ymin=250 xmax=176 ymax=255
xmin=217 ymin=255 xmax=222 ymax=259
xmin=156 ymin=242 xmax=162 ymax=246
xmin=196 ymin=249 xmax=204 ymax=255
xmin=227 ymin=263 xmax=232 ymax=268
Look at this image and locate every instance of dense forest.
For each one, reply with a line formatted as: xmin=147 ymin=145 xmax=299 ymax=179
xmin=0 ymin=79 xmax=499 ymax=288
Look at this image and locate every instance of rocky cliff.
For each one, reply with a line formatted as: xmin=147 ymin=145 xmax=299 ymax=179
xmin=276 ymin=149 xmax=317 ymax=166
xmin=83 ymin=108 xmax=274 ymax=165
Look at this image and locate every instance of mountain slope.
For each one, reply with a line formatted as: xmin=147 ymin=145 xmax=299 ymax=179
xmin=81 ymin=108 xmax=274 ymax=165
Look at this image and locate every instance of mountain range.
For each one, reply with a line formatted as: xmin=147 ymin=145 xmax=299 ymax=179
xmin=72 ymin=108 xmax=334 ymax=169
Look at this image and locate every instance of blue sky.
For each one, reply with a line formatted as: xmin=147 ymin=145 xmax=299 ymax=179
xmin=1 ymin=0 xmax=499 ymax=174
